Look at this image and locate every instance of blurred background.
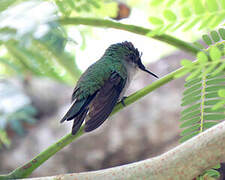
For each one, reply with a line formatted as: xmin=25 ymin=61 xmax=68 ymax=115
xmin=0 ymin=0 xmax=199 ymax=177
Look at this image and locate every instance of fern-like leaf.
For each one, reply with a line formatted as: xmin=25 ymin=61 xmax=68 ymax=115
xmin=180 ymin=72 xmax=225 ymax=142
xmin=149 ymin=0 xmax=225 ymax=35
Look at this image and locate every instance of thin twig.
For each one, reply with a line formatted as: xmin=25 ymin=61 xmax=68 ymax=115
xmin=58 ymin=17 xmax=201 ymax=54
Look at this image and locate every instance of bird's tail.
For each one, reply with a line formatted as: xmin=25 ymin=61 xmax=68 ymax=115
xmin=60 ymin=99 xmax=87 ymax=123
xmin=60 ymin=92 xmax=98 ymax=135
xmin=60 ymin=98 xmax=88 ymax=135
xmin=71 ymin=108 xmax=88 ymax=135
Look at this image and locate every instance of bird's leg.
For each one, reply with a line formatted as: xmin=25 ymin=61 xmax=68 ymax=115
xmin=120 ymin=96 xmax=128 ymax=107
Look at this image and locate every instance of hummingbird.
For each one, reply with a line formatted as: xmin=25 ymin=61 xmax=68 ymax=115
xmin=60 ymin=41 xmax=158 ymax=135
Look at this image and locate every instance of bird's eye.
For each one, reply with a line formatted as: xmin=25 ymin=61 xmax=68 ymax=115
xmin=130 ymin=54 xmax=136 ymax=62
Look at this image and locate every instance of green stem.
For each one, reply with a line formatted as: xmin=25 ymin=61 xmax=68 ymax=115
xmin=58 ymin=17 xmax=201 ymax=54
xmin=0 ymin=65 xmax=185 ymax=179
xmin=0 ymin=128 xmax=84 ymax=179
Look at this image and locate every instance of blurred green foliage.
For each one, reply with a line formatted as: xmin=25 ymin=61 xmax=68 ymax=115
xmin=0 ymin=80 xmax=37 ymax=148
xmin=0 ymin=0 xmax=118 ymax=149
xmin=0 ymin=105 xmax=37 ymax=148
xmin=0 ymin=0 xmax=118 ymax=84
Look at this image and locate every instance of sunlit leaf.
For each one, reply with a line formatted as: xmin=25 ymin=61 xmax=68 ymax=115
xmin=149 ymin=17 xmax=164 ymax=25
xmin=210 ymin=31 xmax=220 ymax=42
xmin=206 ymin=0 xmax=219 ymax=12
xmin=202 ymin=34 xmax=213 ymax=45
xmin=163 ymin=9 xmax=177 ymax=22
xmin=192 ymin=0 xmax=205 ymax=14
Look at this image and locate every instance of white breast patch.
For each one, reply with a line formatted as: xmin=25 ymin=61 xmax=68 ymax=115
xmin=119 ymin=62 xmax=138 ymax=100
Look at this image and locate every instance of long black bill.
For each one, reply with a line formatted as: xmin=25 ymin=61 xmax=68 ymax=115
xmin=138 ymin=61 xmax=159 ymax=78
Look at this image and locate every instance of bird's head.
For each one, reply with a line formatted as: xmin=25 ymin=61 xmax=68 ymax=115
xmin=106 ymin=41 xmax=158 ymax=78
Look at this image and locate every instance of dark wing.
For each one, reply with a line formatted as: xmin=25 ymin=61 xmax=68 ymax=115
xmin=84 ymin=72 xmax=126 ymax=132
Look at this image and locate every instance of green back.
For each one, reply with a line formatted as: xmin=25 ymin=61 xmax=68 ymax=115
xmin=73 ymin=56 xmax=127 ymax=100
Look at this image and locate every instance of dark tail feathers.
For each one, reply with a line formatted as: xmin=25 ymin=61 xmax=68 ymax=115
xmin=71 ymin=108 xmax=88 ymax=135
xmin=60 ymin=92 xmax=98 ymax=135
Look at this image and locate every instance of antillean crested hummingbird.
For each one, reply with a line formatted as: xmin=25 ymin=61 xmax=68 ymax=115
xmin=61 ymin=41 xmax=158 ymax=135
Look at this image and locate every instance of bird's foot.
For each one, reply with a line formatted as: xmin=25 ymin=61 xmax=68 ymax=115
xmin=120 ymin=96 xmax=128 ymax=107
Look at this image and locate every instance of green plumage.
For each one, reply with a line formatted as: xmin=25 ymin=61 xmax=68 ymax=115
xmin=73 ymin=50 xmax=128 ymax=101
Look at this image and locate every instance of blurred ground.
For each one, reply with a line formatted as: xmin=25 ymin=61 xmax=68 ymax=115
xmin=0 ymin=50 xmax=194 ymax=177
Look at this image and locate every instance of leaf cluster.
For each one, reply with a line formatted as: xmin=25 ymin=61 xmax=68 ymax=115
xmin=55 ymin=0 xmax=117 ymax=18
xmin=149 ymin=0 xmax=225 ymax=35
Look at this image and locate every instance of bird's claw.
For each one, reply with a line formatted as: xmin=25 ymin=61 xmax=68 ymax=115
xmin=120 ymin=96 xmax=127 ymax=107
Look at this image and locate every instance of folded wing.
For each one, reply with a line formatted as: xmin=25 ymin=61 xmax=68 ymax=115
xmin=60 ymin=72 xmax=126 ymax=135
xmin=85 ymin=72 xmax=126 ymax=132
